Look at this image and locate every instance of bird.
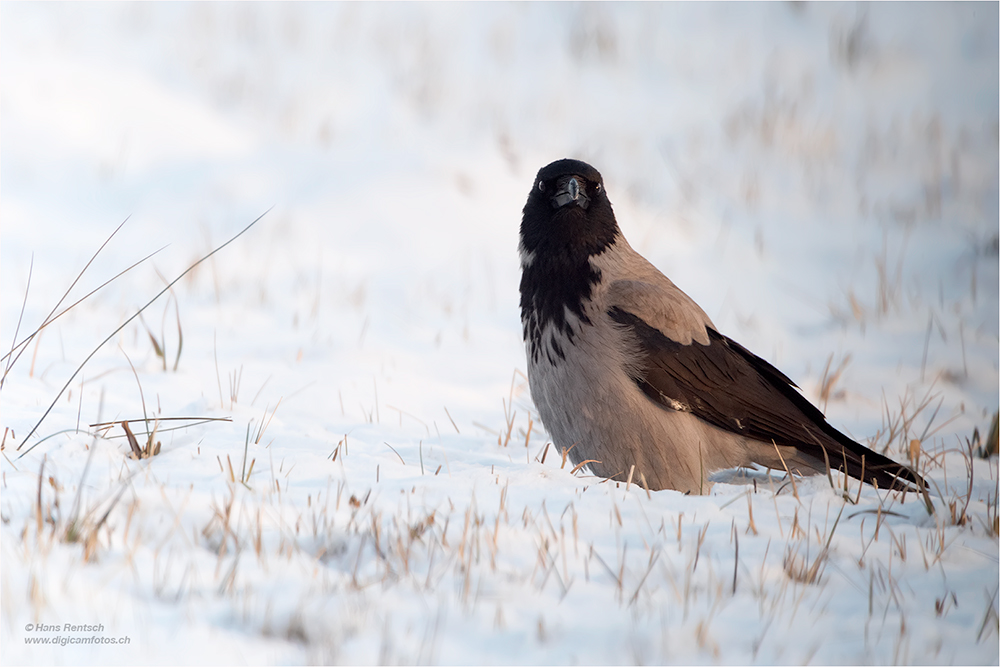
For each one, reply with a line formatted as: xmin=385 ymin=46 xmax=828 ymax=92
xmin=518 ymin=158 xmax=925 ymax=495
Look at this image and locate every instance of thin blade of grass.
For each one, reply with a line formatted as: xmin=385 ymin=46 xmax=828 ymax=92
xmin=90 ymin=416 xmax=233 ymax=429
xmin=173 ymin=298 xmax=184 ymax=372
xmin=138 ymin=313 xmax=165 ymax=367
xmin=2 ymin=245 xmax=164 ymax=376
xmin=17 ymin=209 xmax=270 ymax=455
xmin=119 ymin=345 xmax=151 ymax=443
xmin=2 ymin=254 xmax=33 ymax=386
xmin=3 ymin=218 xmax=149 ymax=384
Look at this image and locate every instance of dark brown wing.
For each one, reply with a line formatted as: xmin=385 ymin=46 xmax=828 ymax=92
xmin=608 ymin=306 xmax=924 ymax=492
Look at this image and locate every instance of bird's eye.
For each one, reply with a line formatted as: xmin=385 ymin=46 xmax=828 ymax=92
xmin=595 ymin=182 xmax=603 ymax=193
xmin=537 ymin=180 xmax=545 ymax=192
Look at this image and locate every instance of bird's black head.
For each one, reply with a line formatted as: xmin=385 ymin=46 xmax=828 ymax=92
xmin=519 ymin=158 xmax=619 ymax=260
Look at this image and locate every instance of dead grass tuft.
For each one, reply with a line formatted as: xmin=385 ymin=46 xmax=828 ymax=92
xmin=818 ymin=353 xmax=851 ymax=411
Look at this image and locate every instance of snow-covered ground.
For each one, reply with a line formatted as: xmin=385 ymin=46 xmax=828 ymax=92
xmin=2 ymin=3 xmax=998 ymax=664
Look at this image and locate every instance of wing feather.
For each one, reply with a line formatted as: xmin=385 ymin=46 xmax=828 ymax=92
xmin=607 ymin=306 xmax=923 ymax=492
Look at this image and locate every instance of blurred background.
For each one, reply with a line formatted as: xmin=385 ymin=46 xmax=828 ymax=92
xmin=2 ymin=1 xmax=997 ymax=439
xmin=1 ymin=4 xmax=998 ymax=664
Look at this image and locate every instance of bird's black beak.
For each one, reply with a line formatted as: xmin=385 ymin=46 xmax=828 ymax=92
xmin=550 ymin=175 xmax=590 ymax=210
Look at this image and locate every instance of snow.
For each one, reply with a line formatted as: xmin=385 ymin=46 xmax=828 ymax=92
xmin=1 ymin=3 xmax=997 ymax=665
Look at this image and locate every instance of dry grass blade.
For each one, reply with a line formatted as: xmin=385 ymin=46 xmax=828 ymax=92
xmin=253 ymin=399 xmax=282 ymax=445
xmin=784 ymin=547 xmax=825 ymax=585
xmin=638 ymin=470 xmax=652 ymax=499
xmin=64 ymin=433 xmax=99 ymax=541
xmin=121 ymin=421 xmax=143 ymax=459
xmin=3 ymin=219 xmax=164 ymax=386
xmin=173 ymin=298 xmax=184 ymax=372
xmin=569 ymin=459 xmax=599 ymax=476
xmin=499 ymin=398 xmax=516 ymax=448
xmin=855 ymin=454 xmax=866 ymax=504
xmin=6 ymin=219 xmax=128 ymax=372
xmin=90 ymin=416 xmax=232 ymax=435
xmin=443 ymin=406 xmax=460 ymax=434
xmin=139 ymin=312 xmax=166 ymax=370
xmin=384 ymin=442 xmax=405 ymax=465
xmin=772 ymin=441 xmax=800 ymax=500
xmin=978 ymin=586 xmax=1000 ymax=642
xmin=979 ymin=412 xmax=999 ymax=459
xmin=559 ymin=443 xmax=579 ymax=470
xmin=818 ymin=352 xmax=851 ymax=411
xmin=16 ymin=209 xmax=270 ymax=454
xmin=35 ymin=454 xmax=46 ymax=535
xmin=784 ymin=503 xmax=844 ymax=585
xmin=732 ymin=525 xmax=739 ymax=594
xmin=120 ymin=344 xmax=151 ymax=441
xmin=81 ymin=481 xmax=131 ymax=561
xmin=589 ymin=546 xmax=622 ymax=589
xmin=815 ymin=439 xmax=840 ymax=498
xmin=238 ymin=423 xmax=257 ymax=486
xmin=3 ymin=253 xmax=32 ymax=386
xmin=628 ymin=549 xmax=660 ymax=606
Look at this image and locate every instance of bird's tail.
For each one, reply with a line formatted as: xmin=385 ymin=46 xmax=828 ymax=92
xmin=818 ymin=427 xmax=927 ymax=495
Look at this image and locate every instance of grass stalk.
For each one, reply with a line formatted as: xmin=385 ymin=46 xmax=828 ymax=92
xmin=17 ymin=209 xmax=269 ymax=453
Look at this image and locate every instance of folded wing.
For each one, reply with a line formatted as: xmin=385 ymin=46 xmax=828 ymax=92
xmin=607 ymin=304 xmax=924 ymax=492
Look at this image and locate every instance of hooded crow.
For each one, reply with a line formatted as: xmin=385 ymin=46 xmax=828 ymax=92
xmin=519 ymin=158 xmax=925 ymax=494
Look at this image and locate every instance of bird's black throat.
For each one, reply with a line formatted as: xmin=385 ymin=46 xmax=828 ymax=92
xmin=519 ymin=198 xmax=619 ymax=364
